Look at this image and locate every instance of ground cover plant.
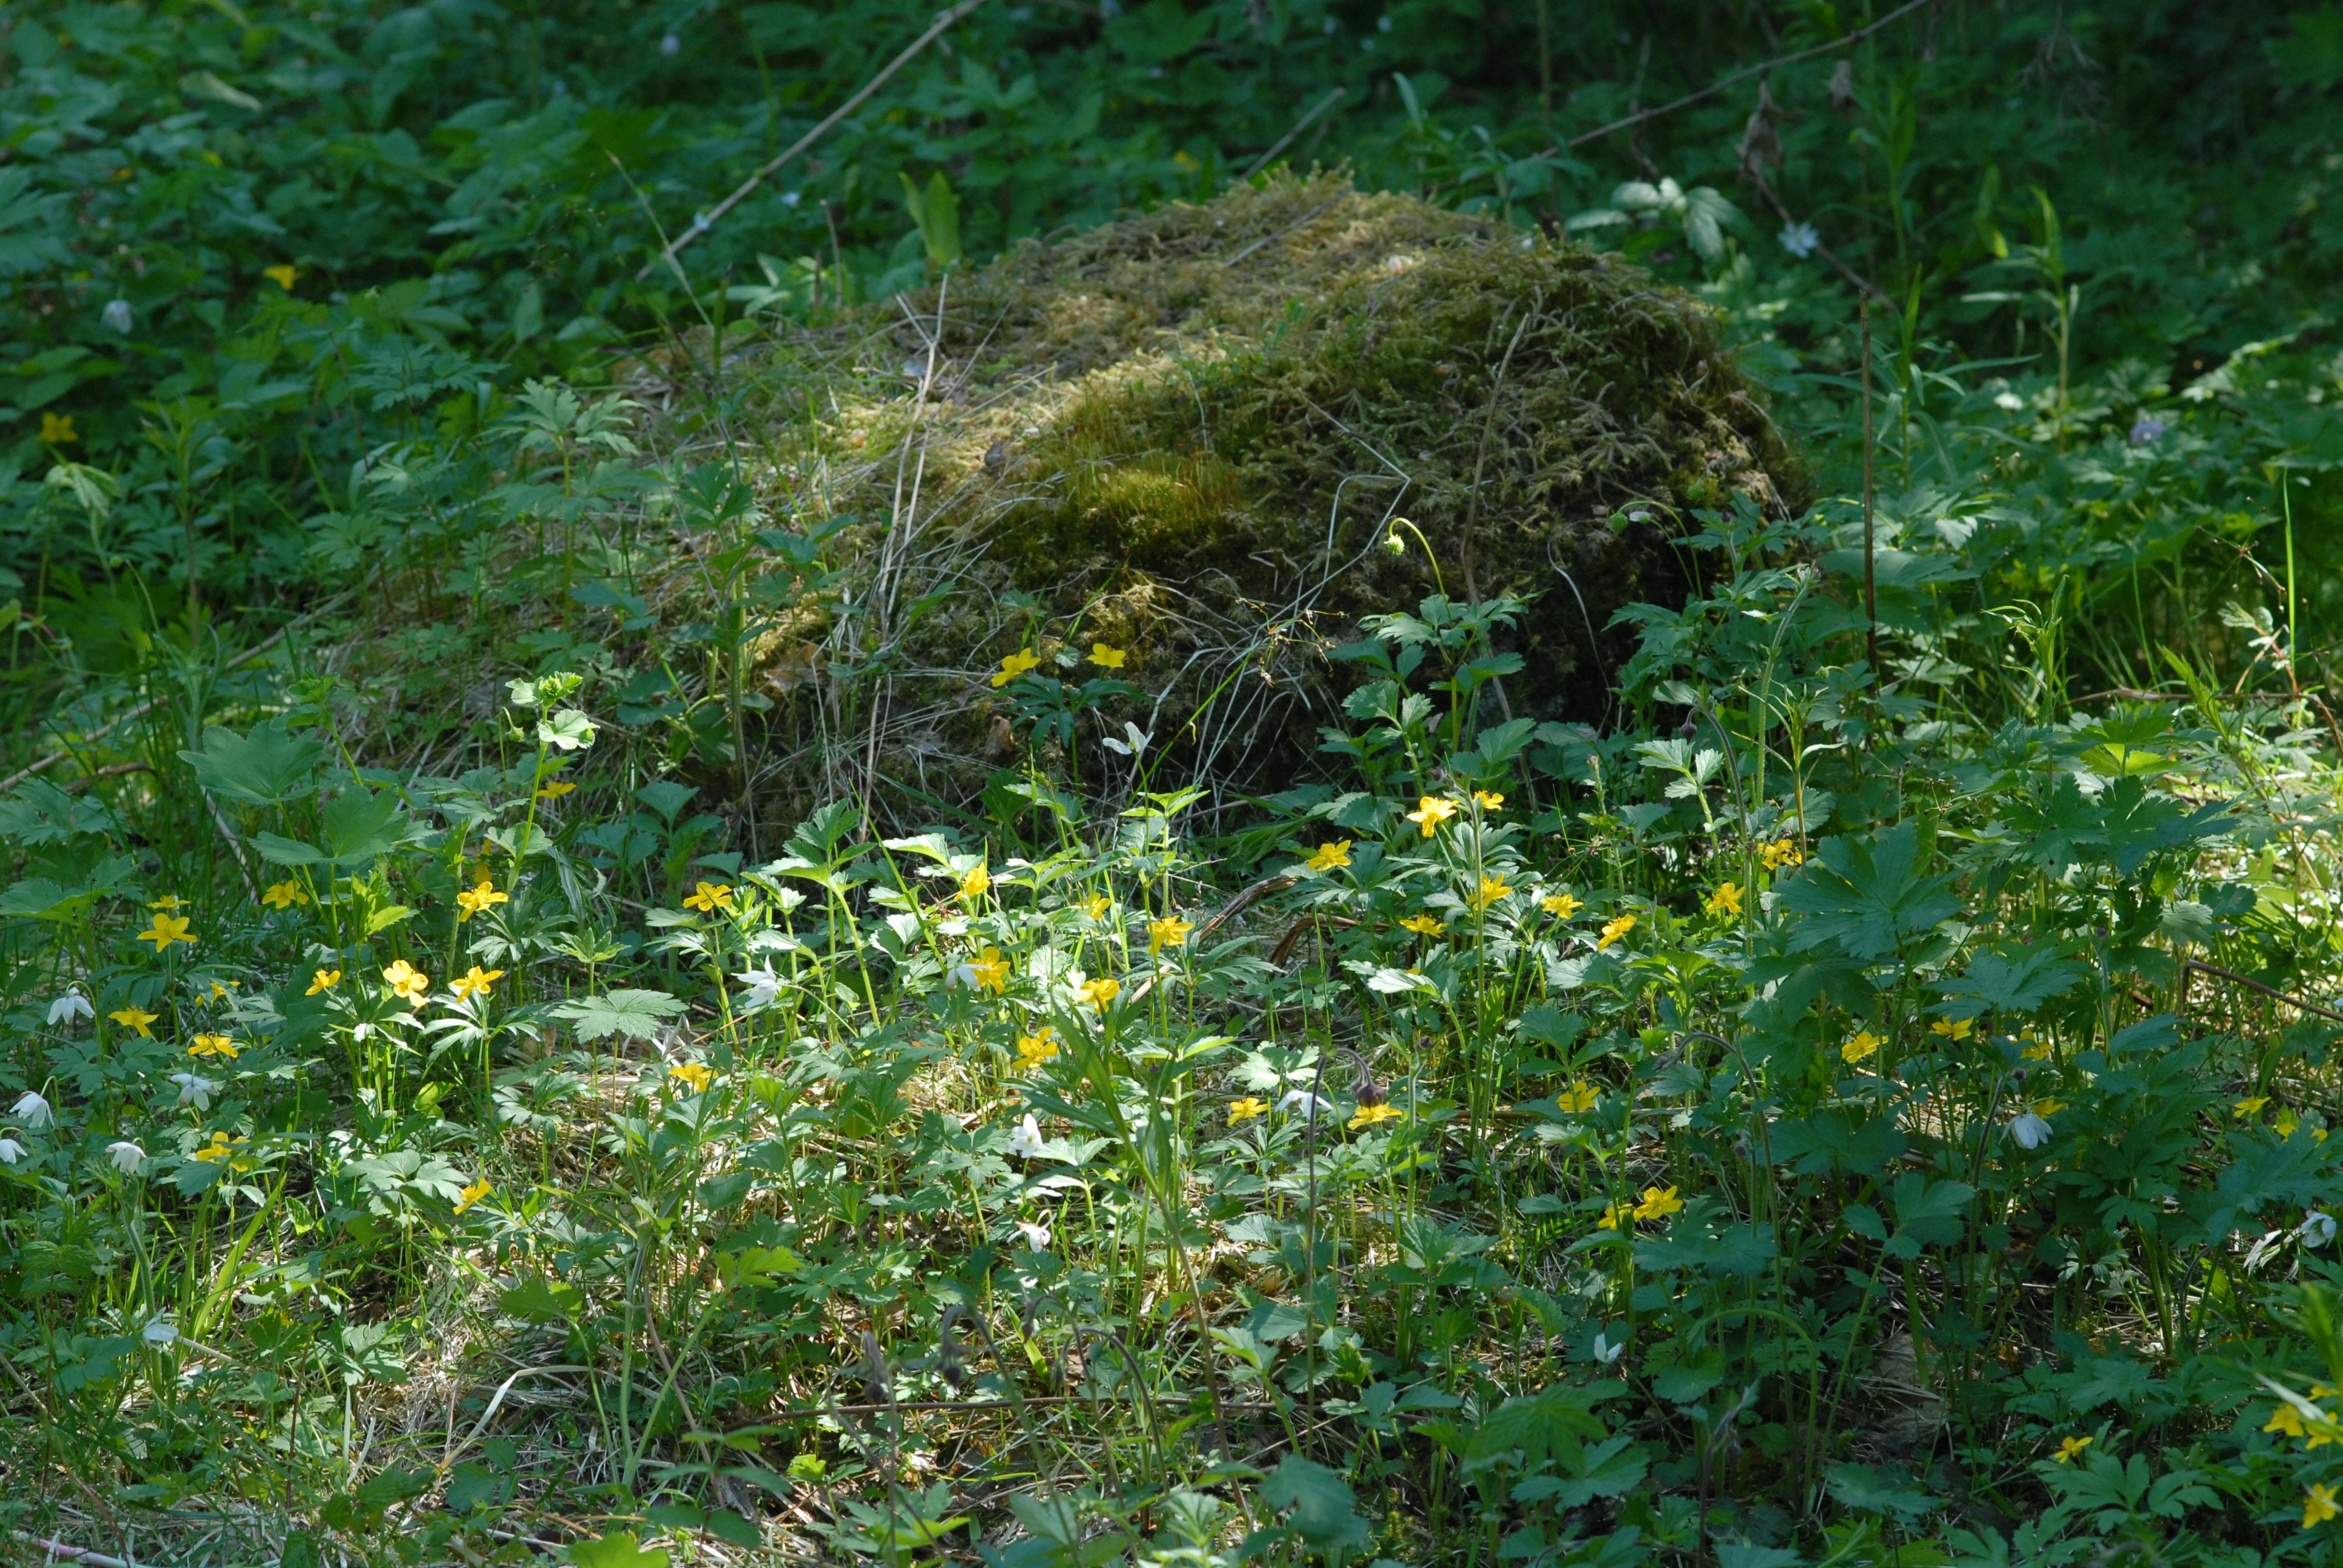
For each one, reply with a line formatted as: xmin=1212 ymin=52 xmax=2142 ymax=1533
xmin=18 ymin=1 xmax=2343 ymax=1565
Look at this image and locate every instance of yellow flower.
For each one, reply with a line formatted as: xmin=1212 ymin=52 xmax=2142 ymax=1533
xmin=263 ymin=264 xmax=299 ymax=290
xmin=1467 ymin=874 xmax=1510 ymax=912
xmin=455 ymin=1178 xmax=493 ymax=1214
xmin=1149 ymin=915 xmax=1194 ymax=953
xmin=1842 ymin=1031 xmax=1884 ymax=1065
xmin=1306 ymin=840 xmax=1353 ymax=873
xmin=1758 ymin=838 xmax=1803 ymax=870
xmin=2308 ymin=1483 xmax=2340 ymax=1529
xmin=1596 ymin=914 xmax=1636 ymax=952
xmin=1349 ymin=1102 xmax=1403 ymax=1131
xmin=1076 ymin=976 xmax=1121 ymax=1011
xmin=2054 ymin=1434 xmax=2093 ymax=1463
xmin=1559 ymin=1081 xmax=1600 ymax=1114
xmin=968 ymin=947 xmax=1011 ymax=994
xmin=148 ymin=895 xmax=188 ymax=911
xmin=960 ymin=864 xmax=992 ymax=900
xmin=208 ymin=980 xmax=233 ymax=1001
xmin=307 ymin=969 xmax=342 ymax=996
xmin=2031 ymin=1099 xmax=2065 ymax=1117
xmin=1929 ymin=1018 xmax=1976 ymax=1041
xmin=1400 ymin=913 xmax=1447 ymax=937
xmin=1406 ymin=795 xmax=1459 ymax=837
xmin=1015 ymin=1030 xmax=1060 ymax=1069
xmin=108 ymin=1006 xmax=158 ymax=1037
xmin=534 ymin=780 xmax=577 ymax=800
xmin=456 ymin=878 xmax=509 ymax=923
xmin=1596 ymin=1200 xmax=1633 ymax=1231
xmin=2235 ymin=1096 xmax=2270 ymax=1117
xmin=451 ymin=965 xmax=506 ymax=1001
xmin=1472 ymin=790 xmax=1505 ymax=811
xmin=2279 ymin=1109 xmax=2302 ymax=1137
xmin=192 ymin=1132 xmax=250 ymax=1169
xmin=2021 ymin=1036 xmax=2053 ymax=1061
xmin=1633 ymin=1184 xmax=1684 ymax=1221
xmin=683 ymin=881 xmax=737 ymax=915
xmin=2269 ymin=1405 xmax=2309 ymax=1439
xmin=1230 ymin=1097 xmax=1270 ymax=1123
xmin=669 ymin=1062 xmax=715 ymax=1093
xmin=40 ymin=412 xmax=78 ymax=445
xmin=1081 ymin=894 xmax=1112 ymax=919
xmin=1542 ymin=891 xmax=1583 ymax=920
xmin=1088 ymin=643 xmax=1127 ymax=668
xmin=189 ymin=1033 xmax=239 ymax=1059
xmin=381 ymin=959 xmax=430 ymax=1004
xmin=991 ymin=650 xmax=1041 ymax=688
xmin=261 ymin=880 xmax=309 ymax=909
xmin=1704 ymin=882 xmax=1743 ymax=916
xmin=137 ymin=913 xmax=195 ymax=952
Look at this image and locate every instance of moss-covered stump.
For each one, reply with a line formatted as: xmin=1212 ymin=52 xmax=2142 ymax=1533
xmin=726 ymin=172 xmax=1797 ymax=824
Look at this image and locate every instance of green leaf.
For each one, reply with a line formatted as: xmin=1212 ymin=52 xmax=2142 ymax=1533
xmin=1259 ymin=1455 xmax=1371 ymax=1557
xmin=0 ymin=855 xmax=136 ymax=923
xmin=179 ymin=718 xmax=326 ymax=806
xmin=568 ymin=1532 xmax=668 ymax=1568
xmin=552 ymin=988 xmax=685 ymax=1041
xmin=1932 ymin=942 xmax=2088 ymax=1020
xmin=1775 ymin=822 xmax=1962 ymax=961
xmin=538 ymin=707 xmax=599 ymax=751
xmin=1884 ymin=1174 xmax=1974 ymax=1259
xmin=318 ymin=788 xmax=409 ymax=869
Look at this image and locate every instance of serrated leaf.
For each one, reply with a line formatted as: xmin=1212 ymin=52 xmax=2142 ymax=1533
xmin=552 ymin=988 xmax=684 ymax=1041
xmin=1775 ymin=822 xmax=1962 ymax=960
xmin=568 ymin=1532 xmax=668 ymax=1568
xmin=1259 ymin=1455 xmax=1370 ymax=1555
xmin=180 ymin=718 xmax=326 ymax=806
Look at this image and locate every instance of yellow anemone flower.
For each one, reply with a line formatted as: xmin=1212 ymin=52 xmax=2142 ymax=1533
xmin=455 ymin=1178 xmax=493 ymax=1214
xmin=1229 ymin=1097 xmax=1270 ymax=1123
xmin=1633 ymin=1184 xmax=1683 ymax=1221
xmin=2054 ymin=1435 xmax=2094 ymax=1463
xmin=1929 ymin=1018 xmax=1976 ymax=1041
xmin=669 ymin=1062 xmax=716 ymax=1093
xmin=1758 ymin=838 xmax=1803 ymax=870
xmin=1305 ymin=840 xmax=1352 ymax=874
xmin=1541 ymin=891 xmax=1582 ymax=920
xmin=1843 ymin=1031 xmax=1884 ymax=1065
xmin=1472 ymin=789 xmax=1504 ymax=810
xmin=2308 ymin=1483 xmax=2340 ymax=1528
xmin=2268 ymin=1405 xmax=2309 ymax=1439
xmin=1081 ymin=893 xmax=1112 ymax=919
xmin=456 ymin=878 xmax=509 ymax=922
xmin=263 ymin=264 xmax=299 ymax=290
xmin=683 ymin=881 xmax=737 ymax=915
xmin=960 ymin=864 xmax=992 ymax=900
xmin=1596 ymin=914 xmax=1636 ymax=951
xmin=1405 ymin=795 xmax=1458 ymax=837
xmin=1075 ymin=976 xmax=1121 ymax=1011
xmin=137 ymin=913 xmax=195 ymax=952
xmin=1596 ymin=1200 xmax=1633 ymax=1231
xmin=307 ymin=968 xmax=342 ymax=996
xmin=109 ymin=1006 xmax=159 ymax=1037
xmin=2235 ymin=1096 xmax=2270 ymax=1117
xmin=381 ymin=959 xmax=429 ymax=1004
xmin=967 ymin=947 xmax=1011 ymax=994
xmin=1348 ymin=1102 xmax=1403 ymax=1131
xmin=1466 ymin=875 xmax=1509 ymax=912
xmin=188 ymin=1033 xmax=238 ymax=1059
xmin=1149 ymin=915 xmax=1194 ymax=953
xmin=534 ymin=780 xmax=577 ymax=800
xmin=1704 ymin=882 xmax=1743 ymax=916
xmin=1558 ymin=1081 xmax=1599 ymax=1114
xmin=1015 ymin=1031 xmax=1060 ymax=1070
xmin=40 ymin=412 xmax=78 ymax=445
xmin=1088 ymin=643 xmax=1127 ymax=668
xmin=991 ymin=650 xmax=1041 ymax=688
xmin=261 ymin=880 xmax=309 ymax=909
xmin=451 ymin=965 xmax=506 ymax=1001
xmin=1400 ymin=914 xmax=1447 ymax=937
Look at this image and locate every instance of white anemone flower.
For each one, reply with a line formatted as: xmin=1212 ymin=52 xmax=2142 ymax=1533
xmin=1279 ymin=1089 xmax=1332 ymax=1121
xmin=2302 ymin=1210 xmax=2339 ymax=1247
xmin=1591 ymin=1332 xmax=1626 ymax=1365
xmin=106 ymin=1140 xmax=145 ymax=1175
xmin=0 ymin=1137 xmax=24 ymax=1166
xmin=1014 ymin=1219 xmax=1053 ymax=1250
xmin=170 ymin=1073 xmax=219 ymax=1111
xmin=142 ymin=1315 xmax=179 ymax=1345
xmin=48 ymin=990 xmax=94 ymax=1026
xmin=1006 ymin=1114 xmax=1047 ymax=1160
xmin=2008 ymin=1109 xmax=2053 ymax=1151
xmin=734 ymin=964 xmax=785 ymax=1010
xmin=11 ymin=1091 xmax=52 ymax=1130
xmin=103 ymin=299 xmax=134 ymax=334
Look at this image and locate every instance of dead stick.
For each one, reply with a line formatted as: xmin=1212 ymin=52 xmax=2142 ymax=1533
xmin=2181 ymin=958 xmax=2343 ymax=1026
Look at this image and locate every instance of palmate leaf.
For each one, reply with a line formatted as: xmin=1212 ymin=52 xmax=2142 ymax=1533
xmin=1774 ymin=822 xmax=1961 ymax=960
xmin=552 ymin=988 xmax=684 ymax=1041
xmin=179 ymin=717 xmax=326 ymax=806
xmin=1932 ymin=942 xmax=2088 ymax=1021
xmin=1259 ymin=1455 xmax=1371 ymax=1555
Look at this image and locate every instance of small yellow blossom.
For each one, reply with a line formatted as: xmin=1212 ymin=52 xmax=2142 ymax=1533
xmin=455 ymin=1178 xmax=493 ymax=1214
xmin=1406 ymin=795 xmax=1458 ymax=837
xmin=1467 ymin=875 xmax=1510 ymax=912
xmin=263 ymin=264 xmax=299 ymax=290
xmin=2020 ymin=1036 xmax=2053 ymax=1061
xmin=1758 ymin=838 xmax=1803 ymax=870
xmin=683 ymin=881 xmax=737 ymax=915
xmin=148 ymin=896 xmax=188 ymax=912
xmin=381 ymin=959 xmax=430 ymax=1004
xmin=1704 ymin=882 xmax=1743 ymax=916
xmin=451 ymin=965 xmax=505 ymax=1001
xmin=1633 ymin=1184 xmax=1684 ymax=1221
xmin=456 ymin=878 xmax=509 ymax=922
xmin=41 ymin=412 xmax=78 ymax=445
xmin=1076 ymin=976 xmax=1121 ymax=1011
xmin=2031 ymin=1099 xmax=2065 ymax=1117
xmin=2235 ymin=1096 xmax=2270 ymax=1117
xmin=960 ymin=864 xmax=992 ymax=900
xmin=2269 ymin=1405 xmax=2309 ymax=1439
xmin=1230 ymin=1097 xmax=1270 ymax=1123
xmin=189 ymin=1033 xmax=238 ymax=1059
xmin=1843 ymin=1031 xmax=1884 ymax=1065
xmin=307 ymin=969 xmax=342 ymax=996
xmin=1596 ymin=914 xmax=1636 ymax=952
xmin=1400 ymin=913 xmax=1447 ymax=937
xmin=534 ymin=780 xmax=577 ymax=800
xmin=1596 ymin=1199 xmax=1633 ymax=1231
xmin=1472 ymin=790 xmax=1505 ymax=811
xmin=967 ymin=947 xmax=1011 ymax=994
xmin=1088 ymin=643 xmax=1127 ymax=668
xmin=2054 ymin=1435 xmax=2094 ymax=1463
xmin=1149 ymin=915 xmax=1194 ymax=953
xmin=1558 ymin=1081 xmax=1600 ymax=1114
xmin=991 ymin=650 xmax=1041 ymax=688
xmin=108 ymin=1006 xmax=159 ymax=1037
xmin=2309 ymin=1483 xmax=2340 ymax=1529
xmin=208 ymin=980 xmax=233 ymax=1001
xmin=137 ymin=913 xmax=195 ymax=952
xmin=669 ymin=1062 xmax=715 ymax=1093
xmin=1349 ymin=1102 xmax=1403 ymax=1131
xmin=1542 ymin=890 xmax=1583 ymax=920
xmin=1081 ymin=894 xmax=1112 ymax=919
xmin=261 ymin=880 xmax=309 ymax=909
xmin=2279 ymin=1109 xmax=2302 ymax=1137
xmin=1929 ymin=1018 xmax=1976 ymax=1042
xmin=1306 ymin=840 xmax=1353 ymax=874
xmin=1015 ymin=1030 xmax=1060 ymax=1070
xmin=191 ymin=1131 xmax=249 ymax=1168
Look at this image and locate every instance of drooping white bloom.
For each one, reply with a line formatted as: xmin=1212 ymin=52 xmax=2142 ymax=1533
xmin=103 ymin=299 xmax=134 ymax=335
xmin=660 ymin=31 xmax=680 ymax=53
xmin=1006 ymin=1114 xmax=1046 ymax=1160
xmin=2129 ymin=417 xmax=2169 ymax=446
xmin=2008 ymin=1110 xmax=2053 ymax=1151
xmin=1591 ymin=1333 xmax=1626 ymax=1365
xmin=170 ymin=1073 xmax=219 ymax=1111
xmin=106 ymin=1140 xmax=145 ymax=1175
xmin=142 ymin=1315 xmax=179 ymax=1345
xmin=48 ymin=990 xmax=94 ymax=1026
xmin=0 ymin=1137 xmax=24 ymax=1166
xmin=1015 ymin=1219 xmax=1052 ymax=1250
xmin=2302 ymin=1210 xmax=2339 ymax=1247
xmin=1279 ymin=1089 xmax=1331 ymax=1121
xmin=11 ymin=1092 xmax=52 ymax=1130
xmin=734 ymin=964 xmax=785 ymax=1010
xmin=1778 ymin=220 xmax=1820 ymax=258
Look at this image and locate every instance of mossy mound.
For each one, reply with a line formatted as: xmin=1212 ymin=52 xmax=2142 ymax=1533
xmin=736 ymin=172 xmax=1797 ymax=823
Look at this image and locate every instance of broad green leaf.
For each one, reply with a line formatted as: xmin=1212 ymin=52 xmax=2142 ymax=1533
xmin=552 ymin=988 xmax=684 ymax=1041
xmin=0 ymin=780 xmax=121 ymax=845
xmin=1775 ymin=822 xmax=1961 ymax=960
xmin=537 ymin=707 xmax=598 ymax=751
xmin=0 ymin=854 xmax=135 ymax=923
xmin=1933 ymin=943 xmax=2088 ymax=1021
xmin=1259 ymin=1455 xmax=1370 ymax=1556
xmin=568 ymin=1532 xmax=668 ymax=1568
xmin=179 ymin=718 xmax=326 ymax=806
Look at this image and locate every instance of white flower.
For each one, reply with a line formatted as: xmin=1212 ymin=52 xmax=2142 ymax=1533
xmin=1015 ymin=1218 xmax=1053 ymax=1250
xmin=1006 ymin=1114 xmax=1047 ymax=1160
xmin=142 ymin=1315 xmax=179 ymax=1345
xmin=0 ymin=1137 xmax=24 ymax=1166
xmin=1279 ymin=1089 xmax=1331 ymax=1121
xmin=1591 ymin=1332 xmax=1626 ymax=1365
xmin=734 ymin=964 xmax=785 ymax=1010
xmin=782 ymin=190 xmax=802 ymax=208
xmin=1101 ymin=722 xmax=1153 ymax=758
xmin=1993 ymin=391 xmax=2025 ymax=411
xmin=2302 ymin=1210 xmax=2339 ymax=1247
xmin=170 ymin=1073 xmax=219 ymax=1111
xmin=11 ymin=1092 xmax=52 ymax=1130
xmin=102 ymin=299 xmax=134 ymax=334
xmin=48 ymin=990 xmax=94 ymax=1026
xmin=1778 ymin=220 xmax=1820 ymax=258
xmin=946 ymin=962 xmax=980 ymax=989
xmin=2008 ymin=1110 xmax=2053 ymax=1150
xmin=106 ymin=1140 xmax=145 ymax=1175
xmin=660 ymin=30 xmax=680 ymax=53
